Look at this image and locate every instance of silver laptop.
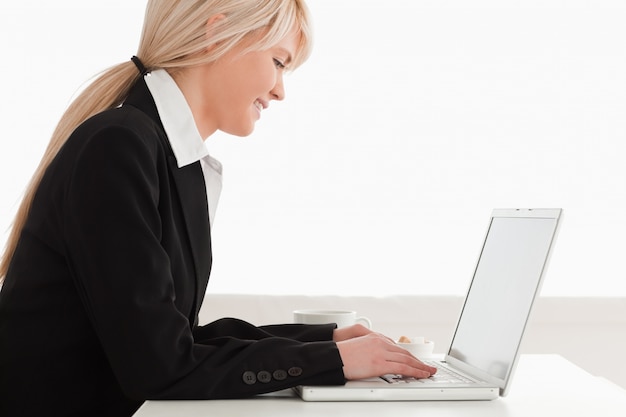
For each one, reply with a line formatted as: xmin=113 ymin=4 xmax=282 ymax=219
xmin=295 ymin=208 xmax=562 ymax=401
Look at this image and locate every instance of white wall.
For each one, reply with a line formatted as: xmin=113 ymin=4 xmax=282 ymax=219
xmin=1 ymin=1 xmax=625 ymax=297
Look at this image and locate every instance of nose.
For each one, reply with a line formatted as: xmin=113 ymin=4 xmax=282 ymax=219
xmin=270 ymin=73 xmax=285 ymax=101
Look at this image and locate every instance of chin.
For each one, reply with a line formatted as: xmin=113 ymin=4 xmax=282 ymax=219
xmin=224 ymin=124 xmax=255 ymax=137
xmin=228 ymin=130 xmax=254 ymax=138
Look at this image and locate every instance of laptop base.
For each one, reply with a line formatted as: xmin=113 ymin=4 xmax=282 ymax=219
xmin=293 ymin=383 xmax=499 ymax=401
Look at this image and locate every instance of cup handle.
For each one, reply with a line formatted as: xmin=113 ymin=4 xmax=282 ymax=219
xmin=356 ymin=316 xmax=372 ymax=329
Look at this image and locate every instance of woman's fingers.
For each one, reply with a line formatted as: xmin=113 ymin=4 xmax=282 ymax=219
xmin=384 ymin=350 xmax=437 ymax=378
xmin=337 ymin=333 xmax=438 ymax=380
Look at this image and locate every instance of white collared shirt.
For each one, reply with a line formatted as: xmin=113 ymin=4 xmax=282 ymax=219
xmin=144 ymin=69 xmax=222 ymax=228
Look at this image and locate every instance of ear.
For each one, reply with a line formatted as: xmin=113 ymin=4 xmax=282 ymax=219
xmin=205 ymin=13 xmax=226 ymax=44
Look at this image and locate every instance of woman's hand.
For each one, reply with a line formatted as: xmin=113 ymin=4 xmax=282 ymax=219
xmin=336 ymin=332 xmax=437 ymax=380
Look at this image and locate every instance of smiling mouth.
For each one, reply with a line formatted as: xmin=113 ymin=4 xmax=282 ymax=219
xmin=254 ymin=99 xmax=268 ymax=113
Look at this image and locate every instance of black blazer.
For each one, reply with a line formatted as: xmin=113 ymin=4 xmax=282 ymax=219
xmin=0 ymin=79 xmax=344 ymax=416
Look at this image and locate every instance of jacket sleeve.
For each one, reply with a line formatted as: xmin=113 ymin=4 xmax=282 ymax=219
xmin=258 ymin=323 xmax=338 ymax=342
xmin=62 ymin=126 xmax=345 ymax=401
xmin=193 ymin=319 xmax=337 ymax=344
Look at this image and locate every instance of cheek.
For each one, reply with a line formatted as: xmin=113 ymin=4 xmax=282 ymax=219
xmin=225 ymin=76 xmax=257 ymax=100
xmin=243 ymin=60 xmax=277 ymax=95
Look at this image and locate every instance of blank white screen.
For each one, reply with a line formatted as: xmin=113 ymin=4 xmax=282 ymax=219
xmin=449 ymin=216 xmax=557 ymax=380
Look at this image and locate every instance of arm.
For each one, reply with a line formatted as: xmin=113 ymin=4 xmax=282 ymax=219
xmin=257 ymin=323 xmax=337 ymax=342
xmin=238 ymin=321 xmax=437 ymax=380
xmin=192 ymin=318 xmax=337 ymax=344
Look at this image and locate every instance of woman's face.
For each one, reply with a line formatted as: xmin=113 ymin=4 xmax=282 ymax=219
xmin=176 ymin=27 xmax=301 ymax=139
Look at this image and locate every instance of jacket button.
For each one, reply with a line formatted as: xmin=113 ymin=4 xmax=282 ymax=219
xmin=257 ymin=371 xmax=272 ymax=383
xmin=288 ymin=367 xmax=303 ymax=377
xmin=273 ymin=369 xmax=288 ymax=381
xmin=242 ymin=371 xmax=257 ymax=385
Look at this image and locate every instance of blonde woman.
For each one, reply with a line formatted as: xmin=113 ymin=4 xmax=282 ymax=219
xmin=0 ymin=1 xmax=435 ymax=415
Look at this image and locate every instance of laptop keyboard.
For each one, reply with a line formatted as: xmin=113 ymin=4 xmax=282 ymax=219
xmin=381 ymin=361 xmax=475 ymax=385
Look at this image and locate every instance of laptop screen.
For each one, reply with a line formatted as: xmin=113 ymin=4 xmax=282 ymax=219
xmin=448 ymin=212 xmax=559 ymax=382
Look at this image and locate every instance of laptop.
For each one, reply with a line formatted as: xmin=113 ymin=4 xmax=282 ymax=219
xmin=294 ymin=208 xmax=562 ymax=401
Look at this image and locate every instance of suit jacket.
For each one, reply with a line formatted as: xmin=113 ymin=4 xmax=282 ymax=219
xmin=0 ymin=79 xmax=345 ymax=417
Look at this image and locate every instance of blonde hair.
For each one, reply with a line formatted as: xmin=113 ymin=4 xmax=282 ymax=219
xmin=0 ymin=0 xmax=312 ymax=281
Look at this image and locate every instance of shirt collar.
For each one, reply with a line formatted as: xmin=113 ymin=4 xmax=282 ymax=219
xmin=144 ymin=69 xmax=209 ymax=168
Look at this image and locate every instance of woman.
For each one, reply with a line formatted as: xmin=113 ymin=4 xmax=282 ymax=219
xmin=0 ymin=1 xmax=435 ymax=415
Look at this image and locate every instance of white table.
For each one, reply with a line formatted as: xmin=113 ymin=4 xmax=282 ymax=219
xmin=133 ymin=355 xmax=626 ymax=416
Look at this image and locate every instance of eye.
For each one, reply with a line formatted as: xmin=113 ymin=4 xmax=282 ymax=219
xmin=273 ymin=58 xmax=286 ymax=69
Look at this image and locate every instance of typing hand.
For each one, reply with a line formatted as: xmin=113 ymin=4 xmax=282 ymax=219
xmin=336 ymin=333 xmax=437 ymax=381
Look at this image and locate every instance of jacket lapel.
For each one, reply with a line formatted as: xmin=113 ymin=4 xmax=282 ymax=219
xmin=167 ymin=156 xmax=212 ymax=324
xmin=125 ymin=78 xmax=211 ymax=325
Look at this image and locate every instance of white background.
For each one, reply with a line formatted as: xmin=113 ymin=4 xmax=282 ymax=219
xmin=1 ymin=0 xmax=625 ymax=296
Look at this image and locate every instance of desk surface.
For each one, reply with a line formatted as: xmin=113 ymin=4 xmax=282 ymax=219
xmin=134 ymin=355 xmax=626 ymax=417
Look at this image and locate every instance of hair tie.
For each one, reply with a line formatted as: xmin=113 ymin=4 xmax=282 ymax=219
xmin=131 ymin=55 xmax=149 ymax=76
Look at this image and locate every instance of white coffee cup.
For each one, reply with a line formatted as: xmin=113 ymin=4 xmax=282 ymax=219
xmin=293 ymin=309 xmax=372 ymax=329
